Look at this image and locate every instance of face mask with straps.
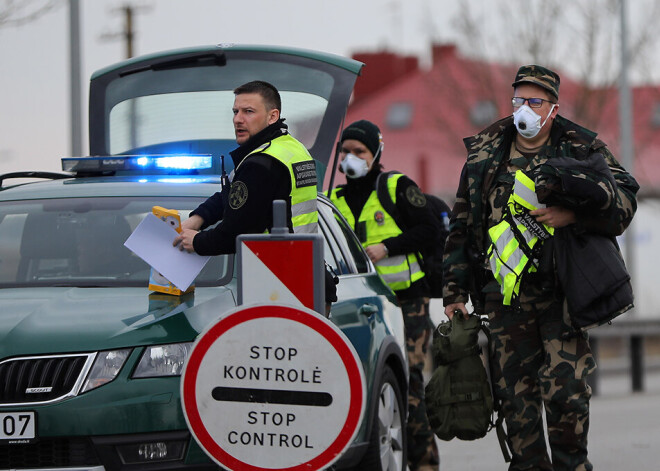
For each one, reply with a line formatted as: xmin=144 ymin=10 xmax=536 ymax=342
xmin=513 ymin=104 xmax=556 ymax=139
xmin=340 ymin=142 xmax=384 ymax=179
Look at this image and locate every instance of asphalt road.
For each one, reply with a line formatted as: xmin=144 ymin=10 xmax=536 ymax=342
xmin=436 ymin=373 xmax=660 ymax=470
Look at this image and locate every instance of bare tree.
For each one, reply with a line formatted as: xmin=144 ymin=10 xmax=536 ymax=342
xmin=0 ymin=0 xmax=62 ymax=27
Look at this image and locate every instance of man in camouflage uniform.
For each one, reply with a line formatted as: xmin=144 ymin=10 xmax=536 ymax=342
xmin=442 ymin=65 xmax=638 ymax=470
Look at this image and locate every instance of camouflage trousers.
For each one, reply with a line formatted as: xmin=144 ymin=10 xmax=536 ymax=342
xmin=485 ymin=293 xmax=596 ymax=471
xmin=400 ymin=297 xmax=440 ymax=471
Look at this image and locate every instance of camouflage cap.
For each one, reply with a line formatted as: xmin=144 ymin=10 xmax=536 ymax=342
xmin=512 ymin=65 xmax=560 ymax=100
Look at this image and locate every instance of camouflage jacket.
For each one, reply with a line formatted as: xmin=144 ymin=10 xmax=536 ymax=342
xmin=442 ymin=114 xmax=639 ymax=308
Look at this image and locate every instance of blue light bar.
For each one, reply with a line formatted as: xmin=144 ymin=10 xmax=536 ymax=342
xmin=153 ymin=156 xmax=212 ymax=170
xmin=62 ymin=155 xmax=214 ymax=173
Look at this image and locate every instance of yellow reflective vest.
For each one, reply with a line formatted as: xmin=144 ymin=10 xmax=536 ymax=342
xmin=487 ymin=170 xmax=554 ymax=305
xmin=243 ymin=133 xmax=318 ymax=233
xmin=328 ymin=173 xmax=424 ymax=291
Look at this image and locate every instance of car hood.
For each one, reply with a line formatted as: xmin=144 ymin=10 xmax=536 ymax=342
xmin=0 ymin=287 xmax=237 ymax=358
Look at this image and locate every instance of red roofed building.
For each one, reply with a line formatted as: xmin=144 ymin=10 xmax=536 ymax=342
xmin=326 ymin=44 xmax=660 ymax=201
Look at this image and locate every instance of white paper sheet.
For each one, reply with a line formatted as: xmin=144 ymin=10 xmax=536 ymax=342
xmin=124 ymin=213 xmax=211 ymax=291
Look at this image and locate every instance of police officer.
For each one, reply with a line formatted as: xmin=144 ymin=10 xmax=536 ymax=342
xmin=174 ymin=81 xmax=336 ymax=304
xmin=443 ymin=65 xmax=639 ymax=470
xmin=327 ymin=120 xmax=440 ymax=471
xmin=175 ymin=80 xmax=318 ymax=252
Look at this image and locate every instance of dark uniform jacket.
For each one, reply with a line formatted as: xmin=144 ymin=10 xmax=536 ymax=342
xmin=191 ymin=119 xmax=296 ymax=256
xmin=442 ymin=114 xmax=639 ymax=309
xmin=334 ymin=166 xmax=438 ymax=300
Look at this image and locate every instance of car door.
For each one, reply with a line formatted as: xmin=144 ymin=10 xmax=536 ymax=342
xmin=317 ymin=195 xmax=405 ymax=370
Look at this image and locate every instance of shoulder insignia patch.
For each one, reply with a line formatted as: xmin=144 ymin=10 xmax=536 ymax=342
xmin=229 ymin=181 xmax=249 ymax=210
xmin=292 ymin=160 xmax=317 ymax=188
xmin=406 ymin=186 xmax=426 ymax=207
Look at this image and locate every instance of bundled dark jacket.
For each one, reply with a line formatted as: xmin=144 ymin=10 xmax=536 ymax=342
xmin=534 ymin=154 xmax=636 ymax=331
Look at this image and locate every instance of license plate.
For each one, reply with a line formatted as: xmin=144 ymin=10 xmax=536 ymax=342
xmin=0 ymin=411 xmax=36 ymax=443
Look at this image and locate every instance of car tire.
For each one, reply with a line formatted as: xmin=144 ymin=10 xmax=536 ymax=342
xmin=352 ymin=365 xmax=407 ymax=471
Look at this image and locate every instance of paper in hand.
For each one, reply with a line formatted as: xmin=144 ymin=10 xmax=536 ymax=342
xmin=124 ymin=213 xmax=210 ymax=291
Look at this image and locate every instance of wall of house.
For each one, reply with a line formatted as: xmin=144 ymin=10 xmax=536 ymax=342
xmin=626 ymin=199 xmax=660 ymax=319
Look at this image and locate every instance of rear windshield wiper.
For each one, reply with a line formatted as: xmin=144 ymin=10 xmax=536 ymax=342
xmin=119 ymin=51 xmax=227 ymax=77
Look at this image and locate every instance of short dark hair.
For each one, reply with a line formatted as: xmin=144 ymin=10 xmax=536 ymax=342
xmin=233 ymin=80 xmax=282 ymax=112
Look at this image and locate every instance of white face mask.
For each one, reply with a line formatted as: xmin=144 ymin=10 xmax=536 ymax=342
xmin=513 ymin=104 xmax=556 ymax=139
xmin=340 ymin=153 xmax=370 ymax=179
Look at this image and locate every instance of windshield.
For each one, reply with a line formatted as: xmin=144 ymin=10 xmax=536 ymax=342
xmin=0 ymin=197 xmax=230 ymax=288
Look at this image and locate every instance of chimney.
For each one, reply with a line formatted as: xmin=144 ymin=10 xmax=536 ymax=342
xmin=432 ymin=44 xmax=457 ymax=66
xmin=351 ymin=50 xmax=419 ymax=103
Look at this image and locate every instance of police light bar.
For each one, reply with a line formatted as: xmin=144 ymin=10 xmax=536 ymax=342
xmin=61 ymin=155 xmax=214 ymax=173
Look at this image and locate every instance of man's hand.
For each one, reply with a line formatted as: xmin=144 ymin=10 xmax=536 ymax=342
xmin=530 ymin=206 xmax=576 ymax=228
xmin=444 ymin=302 xmax=468 ymax=320
xmin=181 ymin=214 xmax=204 ymax=231
xmin=173 ymin=228 xmax=199 ymax=253
xmin=365 ymin=243 xmax=388 ymax=263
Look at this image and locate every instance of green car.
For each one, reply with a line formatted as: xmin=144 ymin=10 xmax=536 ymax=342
xmin=0 ymin=46 xmax=409 ymax=470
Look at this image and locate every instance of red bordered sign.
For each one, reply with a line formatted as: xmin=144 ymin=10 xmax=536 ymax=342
xmin=181 ymin=304 xmax=366 ymax=471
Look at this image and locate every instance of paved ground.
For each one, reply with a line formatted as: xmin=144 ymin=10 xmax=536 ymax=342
xmin=436 ymin=372 xmax=660 ymax=470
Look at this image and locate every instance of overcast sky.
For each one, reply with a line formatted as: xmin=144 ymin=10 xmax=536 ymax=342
xmin=0 ymin=0 xmax=466 ymax=174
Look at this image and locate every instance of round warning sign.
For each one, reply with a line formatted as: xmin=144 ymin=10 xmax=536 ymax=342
xmin=181 ymin=304 xmax=366 ymax=471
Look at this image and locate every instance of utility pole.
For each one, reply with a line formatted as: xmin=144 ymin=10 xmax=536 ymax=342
xmin=100 ymin=4 xmax=151 ymax=149
xmin=69 ymin=0 xmax=82 ymax=156
xmin=123 ymin=5 xmax=135 ymax=58
xmin=619 ymin=0 xmax=634 ymax=179
xmin=101 ymin=4 xmax=151 ymax=59
xmin=619 ymin=0 xmax=635 ymax=303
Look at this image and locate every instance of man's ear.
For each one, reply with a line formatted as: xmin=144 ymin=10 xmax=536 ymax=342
xmin=551 ymin=102 xmax=559 ymax=118
xmin=268 ymin=108 xmax=280 ymax=125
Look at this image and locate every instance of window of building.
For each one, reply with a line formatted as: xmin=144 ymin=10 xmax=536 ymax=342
xmin=386 ymin=102 xmax=413 ymax=129
xmin=469 ymin=100 xmax=498 ymax=128
xmin=652 ymin=102 xmax=660 ymax=128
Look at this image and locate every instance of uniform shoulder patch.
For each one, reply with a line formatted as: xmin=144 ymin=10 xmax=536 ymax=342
xmin=229 ymin=181 xmax=248 ymax=210
xmin=292 ymin=160 xmax=317 ymax=188
xmin=406 ymin=186 xmax=426 ymax=207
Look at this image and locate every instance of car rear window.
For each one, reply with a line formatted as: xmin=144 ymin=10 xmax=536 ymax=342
xmin=104 ymin=59 xmax=333 ymax=156
xmin=109 ymin=90 xmax=328 ymax=155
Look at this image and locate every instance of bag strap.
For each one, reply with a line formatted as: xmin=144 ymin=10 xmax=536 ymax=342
xmin=375 ymin=171 xmax=404 ymax=228
xmin=436 ymin=390 xmax=486 ymax=406
xmin=480 ymin=317 xmax=512 ymax=463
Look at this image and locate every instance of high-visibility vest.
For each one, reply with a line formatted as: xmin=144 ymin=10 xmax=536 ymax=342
xmin=487 ymin=170 xmax=554 ymax=305
xmin=328 ymin=173 xmax=424 ymax=291
xmin=243 ymin=133 xmax=318 ymax=233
